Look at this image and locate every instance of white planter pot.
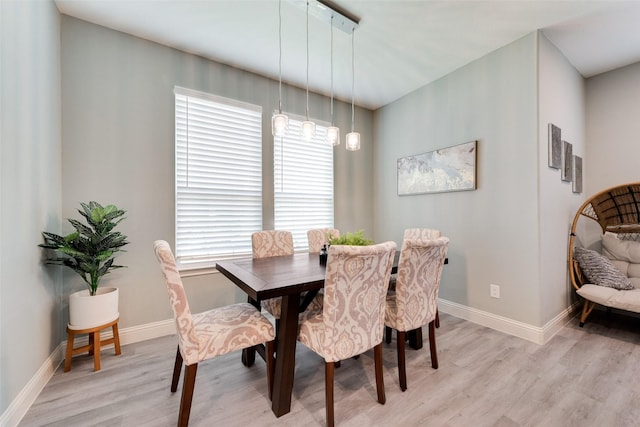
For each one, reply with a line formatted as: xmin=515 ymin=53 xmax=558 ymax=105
xmin=69 ymin=287 xmax=119 ymax=329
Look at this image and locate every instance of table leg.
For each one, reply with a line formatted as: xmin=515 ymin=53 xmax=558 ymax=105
xmin=271 ymin=293 xmax=300 ymax=417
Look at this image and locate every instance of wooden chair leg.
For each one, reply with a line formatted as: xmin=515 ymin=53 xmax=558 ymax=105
xmin=435 ymin=309 xmax=440 ymax=328
xmin=266 ymin=340 xmax=275 ymax=400
xmin=171 ymin=347 xmax=183 ymax=392
xmin=579 ymin=300 xmax=596 ymax=327
xmin=93 ymin=331 xmax=101 ymax=372
xmin=385 ymin=326 xmax=392 ymax=344
xmin=325 ymin=361 xmax=335 ymax=427
xmin=374 ymin=343 xmax=386 ymax=405
xmin=178 ymin=363 xmax=198 ymax=427
xmin=428 ymin=320 xmax=438 ymax=369
xmin=396 ymin=330 xmax=407 ymax=391
xmin=64 ymin=330 xmax=75 ymax=372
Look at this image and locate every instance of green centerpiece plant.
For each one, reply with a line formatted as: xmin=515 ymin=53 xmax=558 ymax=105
xmin=39 ymin=201 xmax=129 ymax=296
xmin=327 ymin=229 xmax=373 ymax=246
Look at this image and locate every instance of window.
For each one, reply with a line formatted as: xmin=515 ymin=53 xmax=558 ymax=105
xmin=274 ymin=116 xmax=334 ymax=252
xmin=175 ymin=87 xmax=262 ymax=269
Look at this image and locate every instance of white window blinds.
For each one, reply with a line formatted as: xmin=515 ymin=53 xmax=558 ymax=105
xmin=175 ymin=87 xmax=262 ymax=269
xmin=274 ymin=117 xmax=334 ymax=252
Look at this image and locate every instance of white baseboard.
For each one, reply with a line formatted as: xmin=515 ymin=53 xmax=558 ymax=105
xmin=1 ymin=319 xmax=176 ymax=427
xmin=438 ymin=298 xmax=579 ymax=345
xmin=0 ymin=342 xmax=64 ymax=427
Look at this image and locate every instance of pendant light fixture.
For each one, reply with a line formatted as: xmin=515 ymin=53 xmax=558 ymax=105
xmin=345 ymin=28 xmax=360 ymax=151
xmin=272 ymin=0 xmax=288 ymax=137
xmin=301 ymin=0 xmax=316 ymax=141
xmin=325 ymin=14 xmax=339 ymax=146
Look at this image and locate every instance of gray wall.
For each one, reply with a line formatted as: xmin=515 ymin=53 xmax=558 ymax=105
xmin=373 ymin=33 xmax=542 ymax=325
xmin=0 ymin=0 xmax=62 ymax=415
xmin=537 ymin=33 xmax=586 ymax=324
xmin=60 ymin=16 xmax=374 ymax=325
xmin=586 ymin=61 xmax=640 ymax=191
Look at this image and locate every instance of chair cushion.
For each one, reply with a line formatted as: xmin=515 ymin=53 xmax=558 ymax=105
xmin=573 ymin=247 xmax=634 ymax=290
xmin=191 ymin=302 xmax=274 ymax=362
xmin=577 ymin=284 xmax=640 ymax=313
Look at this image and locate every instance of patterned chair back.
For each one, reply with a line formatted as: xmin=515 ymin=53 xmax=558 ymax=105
xmin=394 ymin=237 xmax=449 ymax=331
xmin=321 ymin=241 xmax=396 ymax=361
xmin=251 ymin=230 xmax=294 ymax=259
xmin=403 ymin=228 xmax=441 ymax=240
xmin=307 ymin=228 xmax=341 ymax=253
xmin=154 ymin=240 xmax=199 ymax=365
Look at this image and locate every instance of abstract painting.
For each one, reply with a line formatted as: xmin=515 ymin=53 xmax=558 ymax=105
xmin=548 ymin=123 xmax=561 ymax=169
xmin=572 ymin=155 xmax=582 ymax=193
xmin=561 ymin=140 xmax=573 ymax=182
xmin=397 ymin=140 xmax=477 ymax=195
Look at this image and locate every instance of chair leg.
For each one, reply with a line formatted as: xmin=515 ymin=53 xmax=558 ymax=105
xmin=171 ymin=347 xmax=183 ymax=393
xmin=374 ymin=343 xmax=386 ymax=405
xmin=178 ymin=363 xmax=198 ymax=427
xmin=435 ymin=309 xmax=440 ymax=328
xmin=325 ymin=361 xmax=335 ymax=427
xmin=385 ymin=326 xmax=392 ymax=344
xmin=428 ymin=320 xmax=438 ymax=369
xmin=396 ymin=330 xmax=407 ymax=391
xmin=266 ymin=340 xmax=275 ymax=400
xmin=579 ymin=300 xmax=596 ymax=327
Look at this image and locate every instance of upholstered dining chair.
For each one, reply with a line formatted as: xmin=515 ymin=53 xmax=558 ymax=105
xmin=307 ymin=228 xmax=340 ymax=253
xmin=252 ymin=230 xmax=322 ymax=319
xmin=154 ymin=240 xmax=275 ymax=427
xmin=297 ymin=241 xmax=397 ymax=427
xmin=388 ymin=227 xmax=443 ymax=327
xmin=384 ymin=237 xmax=449 ymax=391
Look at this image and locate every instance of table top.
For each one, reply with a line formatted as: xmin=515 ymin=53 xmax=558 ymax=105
xmin=215 ymin=252 xmax=327 ymax=301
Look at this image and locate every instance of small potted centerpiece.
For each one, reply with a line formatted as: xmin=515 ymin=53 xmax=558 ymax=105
xmin=321 ymin=230 xmax=373 ymax=265
xmin=39 ymin=202 xmax=128 ymax=328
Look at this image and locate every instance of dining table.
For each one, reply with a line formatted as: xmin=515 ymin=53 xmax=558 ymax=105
xmin=216 ymin=252 xmax=326 ymax=417
xmin=215 ymin=251 xmax=446 ymax=417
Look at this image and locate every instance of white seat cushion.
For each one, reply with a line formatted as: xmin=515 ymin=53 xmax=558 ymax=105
xmin=577 ymin=284 xmax=640 ymax=313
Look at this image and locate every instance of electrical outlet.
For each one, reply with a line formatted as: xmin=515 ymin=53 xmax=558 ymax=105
xmin=490 ymin=284 xmax=500 ymax=299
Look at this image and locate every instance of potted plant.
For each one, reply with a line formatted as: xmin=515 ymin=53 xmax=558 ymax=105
xmin=39 ymin=201 xmax=128 ymax=328
xmin=327 ymin=229 xmax=373 ymax=246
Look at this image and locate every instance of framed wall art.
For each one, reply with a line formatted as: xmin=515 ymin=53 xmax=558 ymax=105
xmin=397 ymin=140 xmax=477 ymax=196
xmin=561 ymin=140 xmax=573 ymax=182
xmin=572 ymin=155 xmax=582 ymax=193
xmin=548 ymin=123 xmax=561 ymax=169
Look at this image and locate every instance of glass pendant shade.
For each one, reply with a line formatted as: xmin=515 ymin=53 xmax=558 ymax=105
xmin=272 ymin=113 xmax=288 ymax=136
xmin=346 ymin=131 xmax=360 ymax=151
xmin=301 ymin=120 xmax=316 ymax=141
xmin=325 ymin=126 xmax=340 ymax=145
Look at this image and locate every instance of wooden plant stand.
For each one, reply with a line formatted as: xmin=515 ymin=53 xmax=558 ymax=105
xmin=64 ymin=317 xmax=121 ymax=372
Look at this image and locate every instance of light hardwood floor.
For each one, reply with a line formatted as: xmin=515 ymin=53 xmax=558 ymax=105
xmin=20 ymin=311 xmax=640 ymax=427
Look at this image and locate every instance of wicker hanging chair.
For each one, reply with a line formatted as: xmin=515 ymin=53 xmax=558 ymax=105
xmin=568 ymin=182 xmax=640 ymax=326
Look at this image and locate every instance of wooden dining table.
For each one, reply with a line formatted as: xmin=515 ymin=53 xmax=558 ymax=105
xmin=216 ymin=251 xmax=445 ymax=417
xmin=216 ymin=252 xmax=326 ymax=417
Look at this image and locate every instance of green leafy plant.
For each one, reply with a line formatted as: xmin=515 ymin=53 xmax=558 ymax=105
xmin=39 ymin=202 xmax=129 ymax=296
xmin=327 ymin=230 xmax=373 ymax=246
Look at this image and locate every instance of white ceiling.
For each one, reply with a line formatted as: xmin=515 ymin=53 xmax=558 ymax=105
xmin=55 ymin=0 xmax=640 ymax=110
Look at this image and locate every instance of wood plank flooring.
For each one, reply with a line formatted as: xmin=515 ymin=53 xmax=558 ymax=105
xmin=19 ymin=311 xmax=640 ymax=427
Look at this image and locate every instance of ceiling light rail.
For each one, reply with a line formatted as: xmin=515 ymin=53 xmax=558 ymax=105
xmin=291 ymin=0 xmax=360 ymax=33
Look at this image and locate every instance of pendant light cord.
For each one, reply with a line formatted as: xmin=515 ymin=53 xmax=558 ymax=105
xmin=351 ymin=29 xmax=355 ymax=132
xmin=305 ymin=0 xmax=310 ymax=120
xmin=330 ymin=16 xmax=334 ymax=126
xmin=278 ymin=0 xmax=283 ymax=114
